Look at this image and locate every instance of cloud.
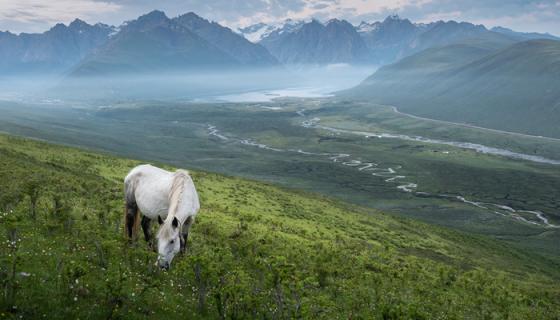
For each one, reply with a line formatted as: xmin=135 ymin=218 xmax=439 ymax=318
xmin=230 ymin=0 xmax=434 ymax=26
xmin=0 ymin=0 xmax=120 ymax=32
xmin=416 ymin=11 xmax=463 ymax=23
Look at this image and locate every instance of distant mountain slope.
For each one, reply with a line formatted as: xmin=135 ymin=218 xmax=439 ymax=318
xmin=174 ymin=12 xmax=278 ymax=66
xmin=412 ymin=20 xmax=516 ymax=51
xmin=491 ymin=26 xmax=559 ymax=41
xmin=357 ymin=15 xmax=423 ymax=64
xmin=69 ymin=11 xmax=241 ymax=76
xmin=345 ymin=39 xmax=560 ymax=138
xmin=0 ymin=19 xmax=113 ymax=74
xmin=356 ymin=16 xmax=517 ymax=64
xmin=260 ymin=19 xmax=370 ymax=64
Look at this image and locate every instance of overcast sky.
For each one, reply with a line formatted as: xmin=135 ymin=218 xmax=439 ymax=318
xmin=1 ymin=0 xmax=559 ymax=35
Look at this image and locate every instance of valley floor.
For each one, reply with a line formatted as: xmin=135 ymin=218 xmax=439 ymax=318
xmin=0 ymin=98 xmax=558 ymax=258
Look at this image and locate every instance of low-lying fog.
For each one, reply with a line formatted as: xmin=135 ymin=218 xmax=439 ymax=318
xmin=0 ymin=64 xmax=377 ymax=103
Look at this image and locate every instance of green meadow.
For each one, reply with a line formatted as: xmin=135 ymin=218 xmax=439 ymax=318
xmin=1 ymin=134 xmax=560 ymax=319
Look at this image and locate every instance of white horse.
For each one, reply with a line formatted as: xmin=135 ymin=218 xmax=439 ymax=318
xmin=124 ymin=164 xmax=200 ymax=270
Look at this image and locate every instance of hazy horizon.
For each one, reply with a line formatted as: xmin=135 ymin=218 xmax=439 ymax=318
xmin=0 ymin=64 xmax=378 ymax=102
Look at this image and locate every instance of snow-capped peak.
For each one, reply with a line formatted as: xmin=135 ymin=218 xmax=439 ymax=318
xmin=237 ymin=19 xmax=305 ymax=42
xmin=356 ymin=21 xmax=380 ymax=33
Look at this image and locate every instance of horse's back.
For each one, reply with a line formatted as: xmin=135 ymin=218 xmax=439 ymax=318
xmin=126 ymin=165 xmax=174 ymax=219
xmin=125 ymin=164 xmax=170 ymax=181
xmin=125 ymin=164 xmax=200 ymax=219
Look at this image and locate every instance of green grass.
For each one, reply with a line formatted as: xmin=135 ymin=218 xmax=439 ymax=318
xmin=1 ymin=134 xmax=560 ymax=319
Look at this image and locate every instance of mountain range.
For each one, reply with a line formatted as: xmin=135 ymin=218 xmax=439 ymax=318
xmin=70 ymin=10 xmax=277 ymax=76
xmin=258 ymin=19 xmax=371 ymax=64
xmin=1 ymin=11 xmax=557 ymax=76
xmin=0 ymin=19 xmax=114 ymax=74
xmin=241 ymin=15 xmax=557 ymax=65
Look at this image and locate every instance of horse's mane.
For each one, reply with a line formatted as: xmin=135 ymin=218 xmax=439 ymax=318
xmin=158 ymin=169 xmax=189 ymax=239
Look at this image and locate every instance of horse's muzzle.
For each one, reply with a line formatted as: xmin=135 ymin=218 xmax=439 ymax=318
xmin=158 ymin=261 xmax=170 ymax=271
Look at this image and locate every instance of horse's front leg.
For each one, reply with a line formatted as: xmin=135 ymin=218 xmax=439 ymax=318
xmin=141 ymin=216 xmax=155 ymax=251
xmin=180 ymin=216 xmax=194 ymax=254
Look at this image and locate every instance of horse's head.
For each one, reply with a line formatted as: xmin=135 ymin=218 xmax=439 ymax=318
xmin=156 ymin=216 xmax=181 ymax=270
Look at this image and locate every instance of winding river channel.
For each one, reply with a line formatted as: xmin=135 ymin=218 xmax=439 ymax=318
xmin=302 ymin=117 xmax=560 ymax=166
xmin=206 ymin=110 xmax=559 ymax=228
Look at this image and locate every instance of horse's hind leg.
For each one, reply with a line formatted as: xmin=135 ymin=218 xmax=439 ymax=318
xmin=141 ymin=216 xmax=155 ymax=250
xmin=180 ymin=216 xmax=194 ymax=254
xmin=125 ymin=201 xmax=138 ymax=239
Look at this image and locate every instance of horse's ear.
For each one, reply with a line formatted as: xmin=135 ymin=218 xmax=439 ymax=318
xmin=172 ymin=217 xmax=178 ymax=229
xmin=158 ymin=216 xmax=163 ymax=225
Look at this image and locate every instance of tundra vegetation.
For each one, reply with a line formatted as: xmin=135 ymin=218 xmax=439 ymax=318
xmin=0 ymin=134 xmax=559 ymax=319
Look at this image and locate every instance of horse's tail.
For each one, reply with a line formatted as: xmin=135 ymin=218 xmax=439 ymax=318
xmin=124 ymin=176 xmax=141 ymax=239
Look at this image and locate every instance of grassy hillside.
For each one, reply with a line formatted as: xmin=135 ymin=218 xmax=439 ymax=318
xmin=0 ymin=134 xmax=559 ymax=319
xmin=346 ymin=39 xmax=560 ymax=138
